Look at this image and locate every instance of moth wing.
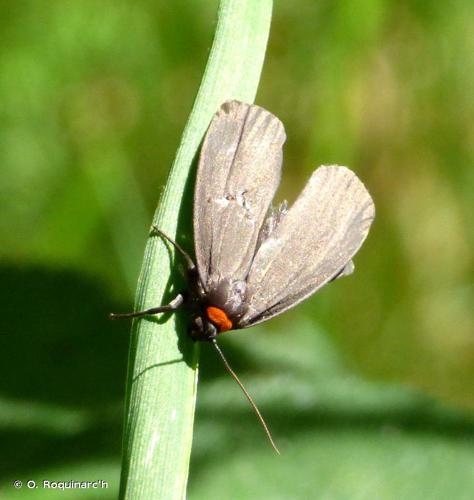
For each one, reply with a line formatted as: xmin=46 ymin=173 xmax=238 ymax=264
xmin=240 ymin=165 xmax=375 ymax=326
xmin=194 ymin=101 xmax=286 ymax=288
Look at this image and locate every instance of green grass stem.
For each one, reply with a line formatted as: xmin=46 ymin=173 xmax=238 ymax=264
xmin=119 ymin=1 xmax=274 ymax=498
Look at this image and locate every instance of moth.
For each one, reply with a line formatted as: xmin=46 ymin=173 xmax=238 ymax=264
xmin=112 ymin=101 xmax=375 ymax=453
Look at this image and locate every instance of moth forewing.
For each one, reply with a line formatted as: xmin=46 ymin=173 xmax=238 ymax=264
xmin=239 ymin=165 xmax=375 ymax=327
xmin=193 ymin=100 xmax=286 ymax=289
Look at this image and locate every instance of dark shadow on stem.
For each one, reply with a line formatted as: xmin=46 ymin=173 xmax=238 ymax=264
xmin=132 ymin=358 xmax=185 ymax=383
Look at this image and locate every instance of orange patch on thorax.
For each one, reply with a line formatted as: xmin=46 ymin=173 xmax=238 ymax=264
xmin=206 ymin=306 xmax=233 ymax=332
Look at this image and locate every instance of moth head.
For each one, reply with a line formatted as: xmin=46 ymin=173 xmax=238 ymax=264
xmin=189 ymin=315 xmax=218 ymax=342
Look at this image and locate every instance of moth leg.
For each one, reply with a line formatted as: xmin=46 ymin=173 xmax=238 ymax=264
xmin=151 ymin=225 xmax=195 ymax=271
xmin=110 ymin=293 xmax=184 ymax=319
xmin=329 ymin=260 xmax=355 ymax=283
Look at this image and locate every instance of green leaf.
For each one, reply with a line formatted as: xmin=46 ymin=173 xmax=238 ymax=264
xmin=119 ymin=1 xmax=274 ymax=499
xmin=189 ymin=322 xmax=474 ymax=500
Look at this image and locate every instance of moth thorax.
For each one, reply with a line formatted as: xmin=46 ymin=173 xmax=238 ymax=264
xmin=206 ymin=306 xmax=233 ymax=332
xmin=206 ymin=278 xmax=248 ymax=320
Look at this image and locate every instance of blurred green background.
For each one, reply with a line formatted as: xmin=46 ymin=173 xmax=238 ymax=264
xmin=1 ymin=1 xmax=473 ymax=499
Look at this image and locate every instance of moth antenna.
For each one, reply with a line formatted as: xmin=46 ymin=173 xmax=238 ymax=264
xmin=211 ymin=339 xmax=280 ymax=455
